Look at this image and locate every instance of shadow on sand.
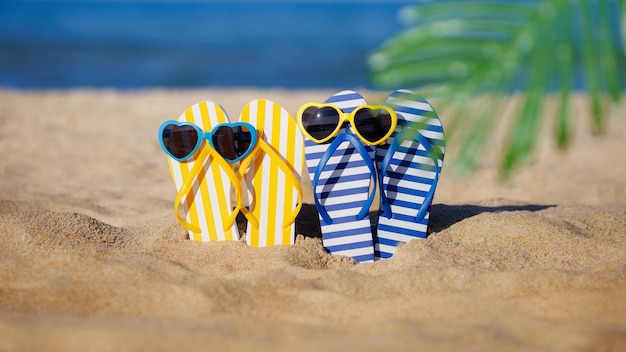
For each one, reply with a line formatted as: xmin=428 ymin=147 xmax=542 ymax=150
xmin=428 ymin=203 xmax=556 ymax=233
xmin=293 ymin=203 xmax=556 ymax=238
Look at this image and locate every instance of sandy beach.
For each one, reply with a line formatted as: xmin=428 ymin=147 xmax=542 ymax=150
xmin=0 ymin=88 xmax=624 ymax=351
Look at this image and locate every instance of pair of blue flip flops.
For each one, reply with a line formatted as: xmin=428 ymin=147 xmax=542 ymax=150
xmin=300 ymin=89 xmax=445 ymax=263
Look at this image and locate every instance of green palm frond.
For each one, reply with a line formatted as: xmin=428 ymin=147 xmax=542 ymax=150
xmin=368 ymin=0 xmax=625 ymax=177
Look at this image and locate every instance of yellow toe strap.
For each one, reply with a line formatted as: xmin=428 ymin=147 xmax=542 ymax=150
xmin=239 ymin=134 xmax=302 ymax=230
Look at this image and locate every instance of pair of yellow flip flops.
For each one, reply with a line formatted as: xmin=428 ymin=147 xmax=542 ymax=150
xmin=159 ymin=99 xmax=305 ymax=247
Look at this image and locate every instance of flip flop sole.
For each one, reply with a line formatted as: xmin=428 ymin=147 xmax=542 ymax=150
xmin=375 ymin=89 xmax=445 ymax=259
xmin=240 ymin=99 xmax=305 ymax=247
xmin=304 ymin=90 xmax=376 ymax=263
xmin=168 ymin=101 xmax=240 ymax=242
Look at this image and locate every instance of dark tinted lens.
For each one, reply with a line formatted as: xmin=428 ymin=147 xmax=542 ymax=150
xmin=162 ymin=124 xmax=199 ymax=159
xmin=300 ymin=106 xmax=340 ymax=141
xmin=212 ymin=126 xmax=237 ymax=161
xmin=233 ymin=125 xmax=253 ymax=157
xmin=353 ymin=108 xmax=394 ymax=143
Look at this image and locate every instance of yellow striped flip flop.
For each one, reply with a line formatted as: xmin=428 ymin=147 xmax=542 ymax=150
xmin=165 ymin=101 xmax=240 ymax=242
xmin=239 ymin=99 xmax=305 ymax=247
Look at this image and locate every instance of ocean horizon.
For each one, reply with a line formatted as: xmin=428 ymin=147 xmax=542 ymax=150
xmin=0 ymin=0 xmax=416 ymax=89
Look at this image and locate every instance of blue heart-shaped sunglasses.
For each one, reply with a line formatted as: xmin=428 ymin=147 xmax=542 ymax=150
xmin=159 ymin=120 xmax=258 ymax=163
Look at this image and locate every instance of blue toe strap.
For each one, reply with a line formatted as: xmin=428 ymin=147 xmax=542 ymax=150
xmin=380 ymin=128 xmax=442 ymax=223
xmin=312 ymin=132 xmax=377 ymax=225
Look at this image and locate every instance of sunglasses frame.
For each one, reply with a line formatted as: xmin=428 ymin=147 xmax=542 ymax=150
xmin=159 ymin=120 xmax=258 ymax=163
xmin=296 ymin=103 xmax=398 ymax=145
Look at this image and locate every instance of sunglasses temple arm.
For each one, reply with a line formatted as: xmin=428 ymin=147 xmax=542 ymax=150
xmin=236 ymin=146 xmax=260 ymax=230
xmin=313 ymin=133 xmax=376 ymax=224
xmin=254 ymin=138 xmax=303 ymax=229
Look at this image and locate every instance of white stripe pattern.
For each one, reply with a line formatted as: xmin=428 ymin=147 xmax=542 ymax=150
xmin=240 ymin=99 xmax=304 ymax=247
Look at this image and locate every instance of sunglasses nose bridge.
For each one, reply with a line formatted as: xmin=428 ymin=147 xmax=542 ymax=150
xmin=198 ymin=130 xmax=212 ymax=142
xmin=339 ymin=111 xmax=352 ymax=129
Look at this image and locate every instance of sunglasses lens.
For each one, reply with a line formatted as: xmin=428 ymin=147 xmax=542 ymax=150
xmin=212 ymin=125 xmax=254 ymax=161
xmin=161 ymin=124 xmax=199 ymax=159
xmin=300 ymin=106 xmax=340 ymax=141
xmin=233 ymin=125 xmax=253 ymax=157
xmin=354 ymin=108 xmax=394 ymax=143
xmin=212 ymin=126 xmax=237 ymax=161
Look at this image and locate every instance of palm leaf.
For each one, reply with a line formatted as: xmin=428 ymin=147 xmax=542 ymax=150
xmin=368 ymin=0 xmax=625 ymax=177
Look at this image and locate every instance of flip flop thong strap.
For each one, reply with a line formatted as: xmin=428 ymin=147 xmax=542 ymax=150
xmin=234 ymin=143 xmax=260 ymax=230
xmin=313 ymin=131 xmax=377 ymax=225
xmin=238 ymin=136 xmax=302 ymax=230
xmin=174 ymin=145 xmax=242 ymax=234
xmin=380 ymin=128 xmax=442 ymax=223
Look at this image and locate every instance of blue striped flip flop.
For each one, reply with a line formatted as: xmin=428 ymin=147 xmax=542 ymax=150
xmin=300 ymin=90 xmax=376 ymax=263
xmin=375 ymin=89 xmax=445 ymax=259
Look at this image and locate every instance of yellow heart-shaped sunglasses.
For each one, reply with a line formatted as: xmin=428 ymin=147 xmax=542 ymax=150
xmin=296 ymin=103 xmax=397 ymax=145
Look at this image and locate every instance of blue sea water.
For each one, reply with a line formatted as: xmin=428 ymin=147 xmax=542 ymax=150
xmin=0 ymin=0 xmax=415 ymax=89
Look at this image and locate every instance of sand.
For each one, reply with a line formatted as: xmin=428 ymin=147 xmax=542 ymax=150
xmin=0 ymin=88 xmax=624 ymax=351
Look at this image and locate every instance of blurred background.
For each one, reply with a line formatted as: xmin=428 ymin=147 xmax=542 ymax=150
xmin=1 ymin=0 xmax=623 ymax=175
xmin=0 ymin=0 xmax=414 ymax=89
